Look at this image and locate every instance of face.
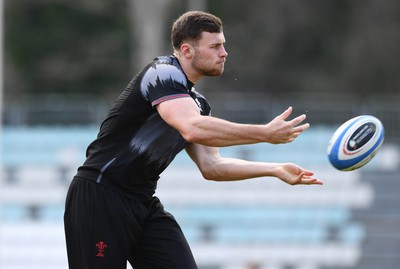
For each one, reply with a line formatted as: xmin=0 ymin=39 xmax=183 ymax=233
xmin=191 ymin=31 xmax=228 ymax=77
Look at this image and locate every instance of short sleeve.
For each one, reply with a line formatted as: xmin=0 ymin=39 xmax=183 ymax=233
xmin=140 ymin=63 xmax=191 ymax=107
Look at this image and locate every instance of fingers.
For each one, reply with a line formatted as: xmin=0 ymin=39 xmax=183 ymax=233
xmin=293 ymin=123 xmax=310 ymax=133
xmin=279 ymin=164 xmax=323 ymax=186
xmin=290 ymin=114 xmax=308 ymax=128
xmin=268 ymin=107 xmax=310 ymax=144
xmin=287 ymin=112 xmax=309 ymax=140
xmin=280 ymin=108 xmax=310 ymax=132
xmin=289 ymin=131 xmax=303 ymax=140
xmin=285 ymin=129 xmax=306 ymax=143
xmin=278 ymin=106 xmax=293 ymax=120
xmin=296 ymin=172 xmax=324 ymax=185
xmin=300 ymin=169 xmax=314 ymax=176
xmin=305 ymin=177 xmax=324 ymax=185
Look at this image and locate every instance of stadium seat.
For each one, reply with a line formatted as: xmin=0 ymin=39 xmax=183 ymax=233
xmin=0 ymin=126 xmax=368 ymax=269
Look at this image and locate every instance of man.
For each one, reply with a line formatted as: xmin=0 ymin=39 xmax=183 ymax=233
xmin=64 ymin=11 xmax=323 ymax=269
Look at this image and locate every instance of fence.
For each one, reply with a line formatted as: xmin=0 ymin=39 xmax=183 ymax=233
xmin=4 ymin=93 xmax=400 ymax=142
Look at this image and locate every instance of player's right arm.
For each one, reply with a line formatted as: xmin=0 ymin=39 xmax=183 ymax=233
xmin=156 ymin=97 xmax=309 ymax=147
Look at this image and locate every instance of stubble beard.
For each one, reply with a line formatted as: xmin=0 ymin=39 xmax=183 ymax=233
xmin=192 ymin=52 xmax=225 ymax=77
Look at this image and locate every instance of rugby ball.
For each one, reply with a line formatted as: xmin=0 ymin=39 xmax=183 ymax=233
xmin=327 ymin=115 xmax=384 ymax=171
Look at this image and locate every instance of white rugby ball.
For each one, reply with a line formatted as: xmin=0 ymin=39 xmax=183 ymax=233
xmin=327 ymin=115 xmax=384 ymax=171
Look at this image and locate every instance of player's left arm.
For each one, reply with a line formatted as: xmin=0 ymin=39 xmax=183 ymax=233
xmin=185 ymin=143 xmax=323 ymax=185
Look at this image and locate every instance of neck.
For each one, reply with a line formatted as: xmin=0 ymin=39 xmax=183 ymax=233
xmin=173 ymin=52 xmax=202 ymax=83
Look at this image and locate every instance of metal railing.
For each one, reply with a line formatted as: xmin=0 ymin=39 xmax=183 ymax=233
xmin=3 ymin=93 xmax=400 ymax=142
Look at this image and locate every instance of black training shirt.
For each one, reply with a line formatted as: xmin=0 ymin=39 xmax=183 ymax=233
xmin=76 ymin=56 xmax=211 ymax=200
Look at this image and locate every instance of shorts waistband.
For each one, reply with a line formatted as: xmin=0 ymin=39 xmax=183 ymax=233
xmin=74 ymin=171 xmax=153 ymax=203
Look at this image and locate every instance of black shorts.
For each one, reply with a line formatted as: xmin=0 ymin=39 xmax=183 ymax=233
xmin=64 ymin=177 xmax=197 ymax=269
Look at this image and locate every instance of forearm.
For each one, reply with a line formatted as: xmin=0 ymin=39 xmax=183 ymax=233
xmin=157 ymin=98 xmax=309 ymax=147
xmin=202 ymin=157 xmax=323 ymax=185
xmin=186 ymin=143 xmax=323 ymax=185
xmin=203 ymin=157 xmax=279 ymax=181
xmin=184 ymin=115 xmax=267 ymax=147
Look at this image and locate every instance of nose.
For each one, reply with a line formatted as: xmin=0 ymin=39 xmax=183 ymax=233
xmin=220 ymin=45 xmax=228 ymax=58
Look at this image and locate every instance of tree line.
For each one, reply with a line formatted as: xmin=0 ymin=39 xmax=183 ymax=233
xmin=4 ymin=0 xmax=400 ymax=104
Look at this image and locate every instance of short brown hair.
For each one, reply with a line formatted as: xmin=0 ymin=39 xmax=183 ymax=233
xmin=171 ymin=11 xmax=223 ymax=50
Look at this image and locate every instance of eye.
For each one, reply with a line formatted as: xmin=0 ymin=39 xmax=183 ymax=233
xmin=212 ymin=43 xmax=223 ymax=49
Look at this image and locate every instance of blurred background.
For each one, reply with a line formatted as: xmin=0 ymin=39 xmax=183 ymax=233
xmin=0 ymin=0 xmax=399 ymax=268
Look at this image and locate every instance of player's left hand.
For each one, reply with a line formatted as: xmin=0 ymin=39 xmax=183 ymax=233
xmin=275 ymin=163 xmax=323 ymax=185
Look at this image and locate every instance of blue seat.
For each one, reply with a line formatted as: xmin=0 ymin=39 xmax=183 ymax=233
xmin=39 ymin=206 xmax=65 ymax=221
xmin=170 ymin=206 xmax=355 ymax=244
xmin=170 ymin=206 xmax=350 ymax=227
xmin=0 ymin=205 xmax=30 ymax=221
xmin=1 ymin=126 xmax=98 ymax=166
xmin=216 ymin=226 xmax=326 ymax=243
xmin=338 ymin=223 xmax=365 ymax=244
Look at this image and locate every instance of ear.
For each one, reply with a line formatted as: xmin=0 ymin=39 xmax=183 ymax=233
xmin=180 ymin=43 xmax=194 ymax=59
